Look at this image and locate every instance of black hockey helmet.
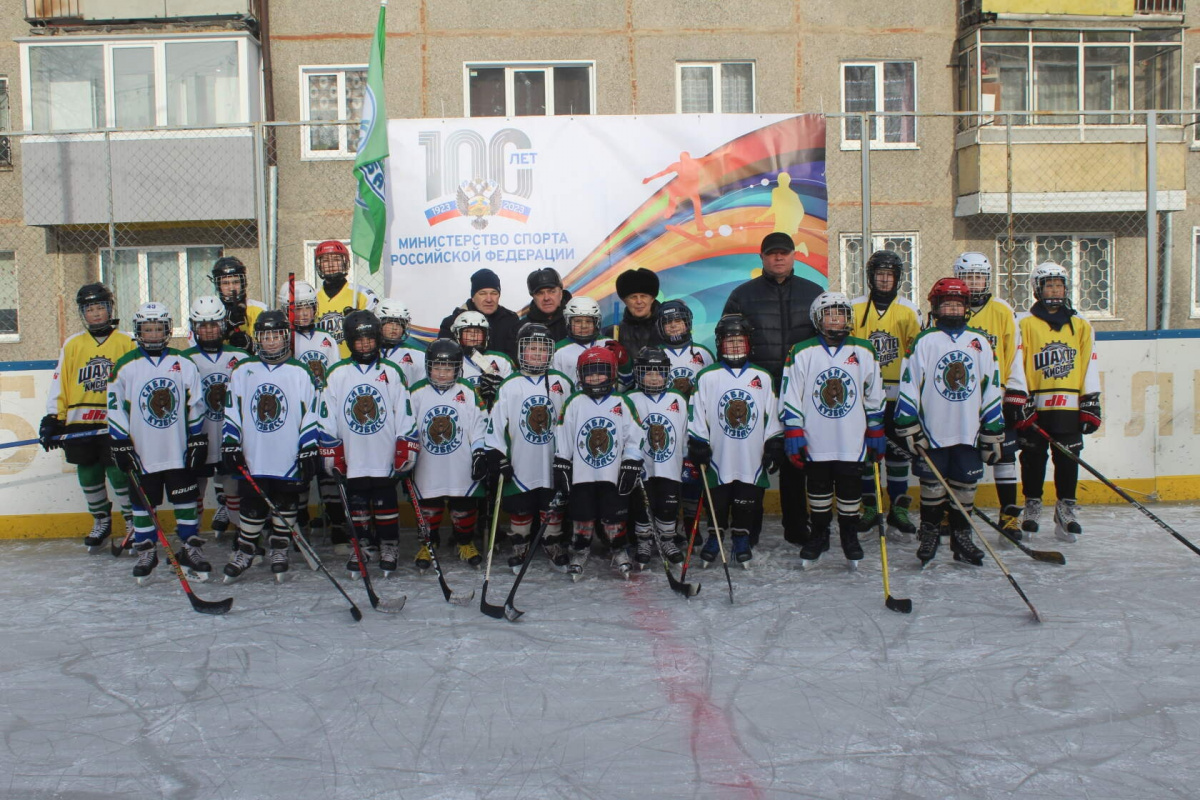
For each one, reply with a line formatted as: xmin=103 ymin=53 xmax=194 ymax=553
xmin=866 ymin=249 xmax=904 ymax=306
xmin=655 ymin=299 xmax=693 ymax=346
xmin=714 ymin=314 xmax=753 ymax=368
xmin=634 ymin=346 xmax=671 ymax=394
xmin=76 ymin=283 xmax=116 ymax=334
xmin=343 ymin=309 xmax=381 ymax=365
xmin=425 ymin=338 xmax=464 ymax=390
xmin=211 ymin=256 xmax=248 ymax=305
xmin=516 ymin=322 xmax=554 ymax=375
xmin=254 ymin=309 xmax=291 ymax=364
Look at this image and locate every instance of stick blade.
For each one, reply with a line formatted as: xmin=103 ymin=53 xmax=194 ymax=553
xmin=1031 ymin=550 xmax=1067 ymax=565
xmin=189 ymin=594 xmax=233 ymax=616
xmin=375 ymin=596 xmax=406 ymax=613
xmin=349 ymin=605 xmax=363 ymax=621
xmin=449 ymin=590 xmax=475 ymax=606
xmin=885 ymin=595 xmax=913 ymax=614
xmin=503 ymin=604 xmax=524 ymax=622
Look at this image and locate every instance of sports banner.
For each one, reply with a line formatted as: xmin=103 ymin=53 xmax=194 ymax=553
xmin=383 ymin=114 xmax=828 ymax=343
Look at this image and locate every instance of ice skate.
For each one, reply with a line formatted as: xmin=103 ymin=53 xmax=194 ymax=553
xmin=83 ymin=513 xmax=112 ymax=553
xmin=1054 ymin=499 xmax=1081 ymax=543
xmin=457 ymin=542 xmax=483 ymax=568
xmin=331 ymin=525 xmax=351 ymax=557
xmin=916 ymin=522 xmax=940 ymax=567
xmin=798 ymin=527 xmax=829 ymax=569
xmin=634 ymin=537 xmax=654 ymax=570
xmin=698 ymin=532 xmax=721 ymax=567
xmin=544 ymin=540 xmax=570 ymax=573
xmin=1021 ymin=498 xmax=1042 ymax=536
xmin=568 ymin=548 xmax=589 ymax=581
xmin=414 ymin=543 xmax=432 ymax=571
xmin=346 ymin=542 xmax=367 ymax=576
xmin=839 ymin=526 xmax=863 ymax=571
xmin=998 ymin=504 xmax=1023 ymax=545
xmin=507 ymin=543 xmax=528 ymax=575
xmin=379 ymin=540 xmax=399 ymax=575
xmin=175 ymin=536 xmax=212 ymax=582
xmin=731 ymin=533 xmax=752 ymax=569
xmin=886 ymin=496 xmax=916 ymax=543
xmin=267 ymin=535 xmax=290 ymax=582
xmin=857 ymin=499 xmax=878 ymax=533
xmin=611 ymin=547 xmax=633 ymax=579
xmin=210 ymin=503 xmax=230 ymax=538
xmin=223 ymin=540 xmax=255 ymax=583
xmin=950 ymin=528 xmax=984 ymax=567
xmin=132 ymin=540 xmax=158 ymax=584
xmin=658 ymin=536 xmax=684 ymax=565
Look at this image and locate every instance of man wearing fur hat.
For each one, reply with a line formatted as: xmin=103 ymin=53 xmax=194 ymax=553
xmin=437 ymin=268 xmax=522 ymax=361
xmin=604 ymin=267 xmax=663 ymax=357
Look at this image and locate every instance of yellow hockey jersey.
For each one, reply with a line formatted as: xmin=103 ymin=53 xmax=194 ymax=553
xmin=850 ymin=295 xmax=922 ymax=400
xmin=46 ymin=330 xmax=137 ymax=427
xmin=967 ymin=298 xmax=1026 ymax=392
xmin=1018 ymin=310 xmax=1100 ymax=432
xmin=317 ymin=282 xmax=379 ymax=357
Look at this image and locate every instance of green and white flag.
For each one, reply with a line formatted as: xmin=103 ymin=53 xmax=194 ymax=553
xmin=351 ymin=0 xmax=389 ymax=274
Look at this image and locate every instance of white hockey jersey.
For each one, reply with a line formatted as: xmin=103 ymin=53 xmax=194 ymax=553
xmin=552 ymin=337 xmax=631 ymax=389
xmin=294 ymin=329 xmax=340 ymax=389
xmin=628 ymin=389 xmax=689 ymax=481
xmin=224 ymin=358 xmax=321 ymax=481
xmin=687 ymin=362 xmax=782 ymax=488
xmin=555 ymin=391 xmax=643 ymax=486
xmin=319 ymin=358 xmax=417 ymax=480
xmin=779 ymin=337 xmax=885 ymax=462
xmin=183 ymin=345 xmax=251 ymax=465
xmin=462 ymin=351 xmax=515 ymax=391
xmin=663 ymin=343 xmax=715 ymax=396
xmin=408 ymin=378 xmax=489 ymax=499
xmin=894 ymin=326 xmax=1004 ymax=449
xmin=107 ymin=348 xmax=205 ymax=474
xmin=382 ymin=343 xmax=426 ymax=389
xmin=485 ymin=370 xmax=574 ymax=494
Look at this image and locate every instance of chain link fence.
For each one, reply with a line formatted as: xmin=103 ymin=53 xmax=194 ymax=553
xmin=0 ymin=112 xmax=1188 ymax=362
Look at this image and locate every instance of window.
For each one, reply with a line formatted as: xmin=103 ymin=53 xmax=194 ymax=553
xmin=841 ymin=61 xmax=916 ymax=148
xmin=997 ymin=234 xmax=1114 ymax=317
xmin=676 ymin=62 xmax=755 ymax=113
xmin=839 ymin=234 xmax=918 ymax=301
xmin=465 ymin=63 xmax=593 ymax=117
xmin=300 ymin=65 xmax=366 ymax=159
xmin=22 ymin=36 xmax=255 ymax=132
xmin=301 ymin=240 xmax=384 ymax=299
xmin=1190 ymin=228 xmax=1200 ymax=316
xmin=958 ymin=29 xmax=1182 ymax=127
xmin=0 ymin=251 xmax=17 ymax=342
xmin=100 ymin=246 xmax=222 ymax=334
xmin=0 ymin=77 xmax=11 ymax=168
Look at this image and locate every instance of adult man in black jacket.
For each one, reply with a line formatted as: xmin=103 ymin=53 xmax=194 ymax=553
xmin=722 ymin=232 xmax=823 ymax=546
xmin=521 ymin=267 xmax=572 ymax=342
xmin=603 ymin=267 xmax=662 ymax=357
xmin=437 ymin=268 xmax=521 ymax=360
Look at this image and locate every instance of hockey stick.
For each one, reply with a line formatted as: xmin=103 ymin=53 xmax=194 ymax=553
xmin=916 ymin=447 xmax=1042 ymax=623
xmin=873 ymin=463 xmax=912 ymax=613
xmin=678 ymin=493 xmax=706 ymax=585
xmin=698 ymin=465 xmax=735 ymax=604
xmin=2 ymin=428 xmax=108 ymax=450
xmin=972 ymin=508 xmax=1066 ymax=565
xmin=502 ymin=492 xmax=564 ymax=622
xmin=480 ymin=474 xmax=506 ymax=618
xmin=404 ymin=477 xmax=474 ymax=605
xmin=637 ymin=479 xmax=700 ymax=598
xmin=126 ymin=471 xmax=233 ymax=616
xmin=237 ymin=468 xmax=318 ymax=572
xmin=1031 ymin=424 xmax=1200 ymax=558
xmin=329 ymin=473 xmax=406 ymax=614
xmin=111 ymin=521 xmax=135 ymax=557
xmin=238 ymin=467 xmax=364 ymax=621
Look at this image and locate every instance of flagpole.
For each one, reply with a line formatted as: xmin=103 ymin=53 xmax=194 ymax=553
xmin=351 ymin=0 xmax=390 ymax=275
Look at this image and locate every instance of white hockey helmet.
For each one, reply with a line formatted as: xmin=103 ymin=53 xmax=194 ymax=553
xmin=451 ymin=309 xmax=489 ymax=353
xmin=953 ymin=252 xmax=993 ymax=306
xmin=134 ymin=301 xmax=172 ymax=354
xmin=278 ymin=279 xmax=318 ymax=310
xmin=564 ymin=296 xmax=602 ymax=341
xmin=809 ymin=291 xmax=853 ymax=345
xmin=1031 ymin=262 xmax=1070 ymax=309
xmin=189 ymin=295 xmax=227 ymax=324
xmin=377 ymin=299 xmax=412 ymax=346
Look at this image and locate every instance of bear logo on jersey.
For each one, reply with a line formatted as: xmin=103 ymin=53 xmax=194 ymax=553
xmin=812 ymin=367 xmax=858 ymax=419
xmin=345 ymin=384 xmax=387 ymax=436
xmin=423 ymin=406 xmax=462 ymax=455
xmin=643 ymin=412 xmax=675 ymax=463
xmin=934 ymin=352 xmax=977 ymax=402
xmin=1032 ymin=342 xmax=1077 ymax=380
xmin=140 ymin=379 xmax=179 ymax=429
xmin=717 ymin=389 xmax=758 ymax=440
xmin=200 ymin=373 xmax=228 ymax=422
xmin=79 ymin=356 xmax=115 ymax=394
xmin=669 ymin=367 xmax=694 ymax=395
xmin=577 ymin=417 xmax=618 ymax=469
xmin=299 ymin=352 xmax=328 ymax=386
xmin=868 ymin=331 xmax=900 ymax=368
xmin=251 ymin=383 xmax=288 ymax=432
xmin=519 ymin=396 xmax=554 ymax=445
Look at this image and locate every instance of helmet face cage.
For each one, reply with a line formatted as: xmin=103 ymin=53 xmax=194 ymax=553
xmin=928 ymin=279 xmax=971 ymax=326
xmin=564 ymin=298 xmax=602 ymax=343
xmin=315 ymin=241 xmax=350 ymax=280
xmin=810 ymin=293 xmax=853 ymax=344
xmin=279 ymin=281 xmax=318 ymax=329
xmin=518 ymin=331 xmax=554 ymax=375
xmin=425 ymin=340 xmax=464 ymax=390
xmin=134 ymin=304 xmax=172 ymax=354
xmin=634 ymin=348 xmax=671 ymax=394
xmin=579 ymin=359 xmax=617 ymax=398
xmin=451 ymin=311 xmax=489 ymax=353
xmin=656 ymin=302 xmax=693 ymax=346
xmin=189 ymin=296 xmax=228 ymax=349
xmin=866 ymin=251 xmax=903 ymax=305
xmin=376 ymin=301 xmax=411 ymax=347
xmin=1033 ymin=264 xmax=1070 ymax=310
xmin=343 ymin=312 xmax=381 ymax=364
xmin=254 ymin=311 xmax=292 ymax=363
xmin=953 ymin=252 xmax=993 ymax=307
xmin=715 ymin=315 xmax=753 ymax=367
xmin=211 ymin=259 xmax=248 ymax=304
xmin=76 ymin=284 xmax=115 ymax=334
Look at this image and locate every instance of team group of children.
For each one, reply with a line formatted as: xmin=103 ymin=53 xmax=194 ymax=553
xmin=40 ymin=242 xmax=1100 ymax=589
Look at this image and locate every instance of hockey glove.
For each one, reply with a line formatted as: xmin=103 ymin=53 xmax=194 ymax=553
xmin=762 ymin=437 xmax=785 ymax=475
xmin=470 ymin=448 xmax=488 ymax=482
xmin=111 ymin=439 xmax=138 ymax=473
xmin=227 ymin=329 xmax=251 ymax=350
xmin=297 ymin=448 xmax=320 ymax=482
xmin=865 ymin=424 xmax=887 ymax=462
xmin=977 ymin=429 xmax=1005 ymax=465
xmin=1004 ymin=389 xmax=1036 ymax=430
xmin=477 ymin=372 xmax=503 ymax=407
xmin=553 ymin=456 xmax=573 ymax=496
xmin=603 ymin=340 xmax=630 ymax=368
xmin=616 ymin=459 xmax=642 ymax=496
xmin=221 ymin=443 xmax=245 ymax=474
xmin=681 ymin=458 xmax=700 ymax=483
xmin=895 ymin=421 xmax=930 ymax=457
xmin=783 ymin=426 xmax=808 ymax=468
xmin=1079 ymin=393 xmax=1102 ymax=435
xmin=394 ymin=438 xmax=419 ymax=475
xmin=38 ymin=414 xmax=64 ymax=452
xmin=320 ymin=443 xmax=346 ymax=477
xmin=485 ymin=448 xmax=512 ymax=481
xmin=687 ymin=438 xmax=712 ymax=467
xmin=184 ymin=433 xmax=208 ymax=472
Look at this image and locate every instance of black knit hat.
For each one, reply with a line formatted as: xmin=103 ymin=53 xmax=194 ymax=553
xmin=615 ymin=268 xmax=659 ymax=300
xmin=470 ymin=268 xmax=502 ymax=295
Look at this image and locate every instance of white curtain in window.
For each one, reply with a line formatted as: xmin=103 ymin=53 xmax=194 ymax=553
xmin=720 ymin=63 xmax=754 ymax=113
xmin=29 ymin=45 xmax=105 ymax=131
xmin=680 ymin=66 xmax=714 ymax=113
xmin=843 ymin=65 xmax=876 ymax=141
xmin=101 ymin=250 xmax=141 ymax=326
xmin=883 ymin=62 xmax=915 ymax=143
xmin=1034 ymin=47 xmax=1079 ymax=123
xmin=166 ymin=41 xmax=241 ymax=127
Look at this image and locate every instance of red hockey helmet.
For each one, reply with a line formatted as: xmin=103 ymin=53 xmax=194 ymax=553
xmin=577 ymin=345 xmax=618 ymax=398
xmin=314 ymin=240 xmax=350 ymax=279
xmin=928 ymin=277 xmax=971 ymax=326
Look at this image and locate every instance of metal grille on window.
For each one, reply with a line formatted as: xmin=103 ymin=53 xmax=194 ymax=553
xmin=0 ymin=252 xmax=17 ymax=337
xmin=840 ymin=235 xmax=916 ymax=301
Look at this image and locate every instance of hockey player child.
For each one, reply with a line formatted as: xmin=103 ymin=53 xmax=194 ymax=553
xmin=452 ymin=310 xmax=514 ymax=409
xmin=319 ymin=311 xmax=418 ymax=576
xmin=850 ymin=250 xmax=923 ymax=541
xmin=894 ymin=278 xmax=1005 ymax=568
xmin=551 ymin=296 xmax=630 ymax=388
xmin=41 ymin=283 xmax=137 ymax=552
xmin=553 ymin=345 xmax=643 ymax=579
xmin=209 ymin=257 xmax=266 ymax=350
xmin=407 ymin=339 xmax=490 ymax=568
xmin=1016 ymin=262 xmax=1101 ymax=543
xmin=378 ymin=299 xmax=426 ymax=388
xmin=182 ymin=296 xmax=250 ymax=543
xmin=780 ymin=292 xmax=886 ymax=570
xmin=953 ymin=252 xmax=1029 ymax=541
xmin=221 ymin=310 xmax=321 ymax=582
xmin=686 ymin=314 xmax=783 ymax=567
xmin=106 ymin=302 xmax=208 ymax=583
xmin=626 ymin=347 xmax=687 ymax=568
xmin=312 ymin=240 xmax=379 ymax=358
xmin=483 ymin=323 xmax=574 ymax=571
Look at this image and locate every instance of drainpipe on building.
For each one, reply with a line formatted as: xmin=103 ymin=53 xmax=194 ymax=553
xmin=1146 ymin=110 xmax=1158 ymax=332
xmin=1159 ymin=211 xmax=1172 ymax=331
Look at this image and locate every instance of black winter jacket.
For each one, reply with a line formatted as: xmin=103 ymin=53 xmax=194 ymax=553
xmin=437 ymin=299 xmax=522 ymax=361
xmin=520 ymin=289 xmax=573 ymax=343
xmin=722 ymin=274 xmax=824 ymax=391
xmin=603 ymin=301 xmax=662 ymax=358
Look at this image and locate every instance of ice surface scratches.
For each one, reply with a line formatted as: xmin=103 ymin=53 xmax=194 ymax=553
xmin=1 ymin=503 xmax=1199 ymax=798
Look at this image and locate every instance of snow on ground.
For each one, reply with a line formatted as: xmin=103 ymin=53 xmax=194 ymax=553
xmin=2 ymin=504 xmax=1199 ymax=799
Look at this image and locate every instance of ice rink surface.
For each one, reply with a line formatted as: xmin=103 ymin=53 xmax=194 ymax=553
xmin=2 ymin=504 xmax=1199 ymax=799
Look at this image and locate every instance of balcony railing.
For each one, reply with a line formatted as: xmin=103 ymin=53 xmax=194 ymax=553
xmin=960 ymin=0 xmax=1183 ymax=28
xmin=26 ymin=0 xmax=258 ymax=24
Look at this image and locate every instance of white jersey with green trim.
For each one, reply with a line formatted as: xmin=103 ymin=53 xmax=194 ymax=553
xmin=485 ymin=370 xmax=574 ymax=493
xmin=409 ymin=379 xmax=489 ymax=499
xmin=687 ymin=362 xmax=782 ymax=487
xmin=628 ymin=389 xmax=689 ymax=480
xmin=462 ymin=350 xmax=515 ymax=389
xmin=183 ymin=346 xmax=251 ymax=465
xmin=319 ymin=358 xmax=416 ymax=480
xmin=663 ymin=343 xmax=715 ymax=396
xmin=382 ymin=343 xmax=426 ymax=388
xmin=107 ymin=348 xmax=205 ymax=474
xmin=224 ymin=358 xmax=321 ymax=481
xmin=555 ymin=391 xmax=643 ymax=485
xmin=779 ymin=337 xmax=885 ymax=462
xmin=551 ymin=337 xmax=631 ymax=389
xmin=294 ymin=329 xmax=340 ymax=389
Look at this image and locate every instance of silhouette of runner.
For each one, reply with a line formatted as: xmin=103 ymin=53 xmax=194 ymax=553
xmin=643 ymin=151 xmax=708 ymax=231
